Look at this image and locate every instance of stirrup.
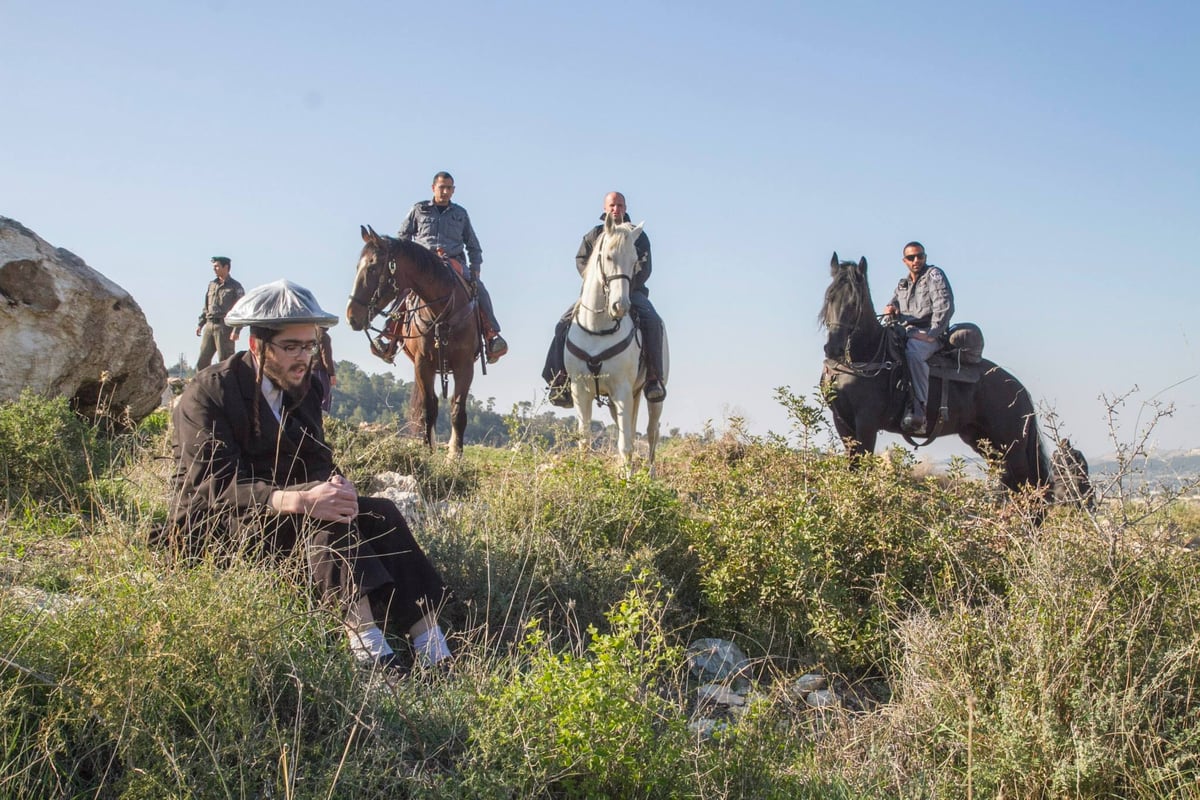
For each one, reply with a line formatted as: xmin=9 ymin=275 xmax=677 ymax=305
xmin=486 ymin=334 xmax=508 ymax=364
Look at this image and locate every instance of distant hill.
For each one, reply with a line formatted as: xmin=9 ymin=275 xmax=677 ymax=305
xmin=1090 ymin=448 xmax=1200 ymax=494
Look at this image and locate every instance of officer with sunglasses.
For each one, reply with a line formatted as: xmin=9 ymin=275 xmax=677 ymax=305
xmin=882 ymin=242 xmax=955 ymax=434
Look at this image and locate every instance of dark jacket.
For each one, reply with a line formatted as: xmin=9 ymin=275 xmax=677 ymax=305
xmin=169 ymin=352 xmax=331 ymax=535
xmin=575 ymin=213 xmax=652 ymax=295
xmin=198 ymin=277 xmax=245 ymax=325
xmin=398 ymin=201 xmax=483 ymax=273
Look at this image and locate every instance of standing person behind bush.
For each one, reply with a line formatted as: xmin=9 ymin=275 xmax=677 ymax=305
xmin=166 ymin=279 xmax=453 ymax=674
xmin=195 ymin=256 xmax=245 ymax=370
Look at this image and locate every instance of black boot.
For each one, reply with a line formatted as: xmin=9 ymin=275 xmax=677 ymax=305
xmin=902 ymin=401 xmax=926 ymax=433
xmin=543 ymin=316 xmax=573 ymax=407
xmin=639 ymin=316 xmax=666 ymax=402
xmin=548 ymin=372 xmax=572 ymax=407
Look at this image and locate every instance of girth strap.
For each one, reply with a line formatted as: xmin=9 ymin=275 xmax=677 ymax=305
xmin=565 ymin=324 xmax=638 ymax=376
xmin=903 ymin=377 xmax=951 ymax=448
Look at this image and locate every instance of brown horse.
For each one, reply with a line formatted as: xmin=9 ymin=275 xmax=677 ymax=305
xmin=820 ymin=253 xmax=1052 ymax=496
xmin=346 ymin=225 xmax=480 ymax=458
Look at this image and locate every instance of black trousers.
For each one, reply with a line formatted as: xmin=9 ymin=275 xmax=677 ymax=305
xmin=203 ymin=495 xmax=449 ymax=634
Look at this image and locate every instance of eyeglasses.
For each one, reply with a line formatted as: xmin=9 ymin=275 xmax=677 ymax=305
xmin=903 ymin=253 xmax=926 ymax=262
xmin=268 ymin=339 xmax=319 ymax=358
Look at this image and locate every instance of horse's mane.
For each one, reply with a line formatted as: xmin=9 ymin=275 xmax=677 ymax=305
xmin=819 ymin=260 xmax=874 ymax=329
xmin=594 ymin=223 xmax=641 ymax=273
xmin=368 ymin=235 xmax=453 ymax=284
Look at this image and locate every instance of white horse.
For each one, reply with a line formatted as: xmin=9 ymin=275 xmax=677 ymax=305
xmin=564 ymin=213 xmax=669 ymax=476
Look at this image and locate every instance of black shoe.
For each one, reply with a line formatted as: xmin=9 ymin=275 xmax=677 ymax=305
xmin=643 ymin=380 xmax=666 ymax=403
xmin=548 ymin=380 xmax=573 ymax=408
xmin=486 ymin=335 xmax=508 ymax=364
xmin=901 ymin=407 xmax=926 ymax=433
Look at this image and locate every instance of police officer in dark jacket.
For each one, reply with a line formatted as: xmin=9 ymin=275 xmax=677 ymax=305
xmin=544 ymin=191 xmax=666 ymax=406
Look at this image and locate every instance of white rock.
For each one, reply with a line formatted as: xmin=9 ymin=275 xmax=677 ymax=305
xmin=792 ymin=672 xmax=828 ymax=694
xmin=805 ymin=689 xmax=840 ymax=708
xmin=697 ymin=683 xmax=746 ymax=706
xmin=373 ymin=472 xmax=420 ymax=493
xmin=0 ymin=217 xmax=166 ymax=422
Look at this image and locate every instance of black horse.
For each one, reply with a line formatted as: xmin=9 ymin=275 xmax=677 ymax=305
xmin=819 ymin=253 xmax=1051 ymax=495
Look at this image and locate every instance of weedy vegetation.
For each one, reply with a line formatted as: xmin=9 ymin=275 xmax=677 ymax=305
xmin=2 ymin=386 xmax=1198 ymax=798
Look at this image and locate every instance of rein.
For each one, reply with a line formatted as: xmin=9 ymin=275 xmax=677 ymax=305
xmin=350 ymin=244 xmax=476 ymax=378
xmin=567 ymin=230 xmax=640 ymax=404
xmin=824 ymin=316 xmax=894 ymax=378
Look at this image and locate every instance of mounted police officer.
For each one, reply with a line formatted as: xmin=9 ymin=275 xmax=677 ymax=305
xmin=882 ymin=241 xmax=955 ymax=433
xmin=168 ymin=280 xmax=453 ymax=676
xmin=544 ymin=191 xmax=666 ymax=406
xmin=195 ymin=256 xmax=245 ymax=370
xmin=398 ymin=171 xmax=507 ymax=363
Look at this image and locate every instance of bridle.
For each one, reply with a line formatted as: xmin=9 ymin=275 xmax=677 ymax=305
xmin=348 ymin=243 xmax=463 ymax=362
xmin=348 ymin=255 xmax=395 ymax=322
xmin=574 ymin=232 xmax=635 ymax=336
xmin=823 ymin=271 xmax=894 ymax=378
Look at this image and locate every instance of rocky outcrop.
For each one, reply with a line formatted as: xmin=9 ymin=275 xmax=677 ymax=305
xmin=0 ymin=216 xmax=166 ymax=424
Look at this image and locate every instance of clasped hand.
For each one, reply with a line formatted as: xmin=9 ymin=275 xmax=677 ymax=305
xmin=301 ymin=475 xmax=360 ymax=523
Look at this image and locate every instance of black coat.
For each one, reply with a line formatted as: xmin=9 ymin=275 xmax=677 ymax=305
xmin=169 ymin=351 xmax=331 ymax=537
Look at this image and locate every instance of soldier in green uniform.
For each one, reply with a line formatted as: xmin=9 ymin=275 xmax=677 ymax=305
xmin=195 ymin=256 xmax=246 ymax=370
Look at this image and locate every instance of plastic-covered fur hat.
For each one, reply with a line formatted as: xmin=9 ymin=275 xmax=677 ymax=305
xmin=225 ymin=279 xmax=339 ymax=329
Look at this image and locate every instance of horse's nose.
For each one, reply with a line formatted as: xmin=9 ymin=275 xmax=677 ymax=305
xmin=345 ymin=301 xmax=361 ymax=330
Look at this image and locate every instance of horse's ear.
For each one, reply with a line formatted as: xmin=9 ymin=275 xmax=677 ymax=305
xmin=361 ymin=225 xmax=371 ymax=243
xmin=859 ymin=256 xmax=868 ymax=275
xmin=604 ymin=212 xmax=616 ymax=233
xmin=831 ymin=252 xmax=840 ymax=274
xmin=631 ymin=221 xmax=645 ymax=238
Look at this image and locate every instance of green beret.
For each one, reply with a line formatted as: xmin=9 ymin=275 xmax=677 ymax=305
xmin=211 ymin=256 xmax=231 ymax=266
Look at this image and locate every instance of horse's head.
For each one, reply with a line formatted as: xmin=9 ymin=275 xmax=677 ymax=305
xmin=820 ymin=252 xmax=878 ymax=360
xmin=347 ymin=225 xmax=403 ymax=330
xmin=591 ymin=212 xmax=644 ymax=319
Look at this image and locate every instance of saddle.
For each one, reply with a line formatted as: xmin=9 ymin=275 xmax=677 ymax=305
xmin=370 ymin=291 xmax=482 ymax=367
xmin=890 ymin=322 xmax=986 ymax=385
xmin=887 ymin=322 xmax=987 ymax=443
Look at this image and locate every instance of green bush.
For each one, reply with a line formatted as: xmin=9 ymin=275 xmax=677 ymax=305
xmin=0 ymin=390 xmax=106 ymax=509
xmin=679 ymin=435 xmax=1001 ymax=670
xmin=463 ymin=581 xmax=692 ymax=798
xmin=0 ymin=561 xmax=430 ymax=798
xmin=835 ymin=521 xmax=1200 ymax=799
xmin=425 ymin=454 xmax=700 ymax=650
xmin=324 ymin=417 xmax=479 ymax=499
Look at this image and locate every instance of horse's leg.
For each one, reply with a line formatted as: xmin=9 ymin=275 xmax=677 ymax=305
xmin=447 ymin=364 xmax=474 ymax=460
xmin=414 ymin=358 xmax=438 ymax=451
xmin=646 ymin=397 xmax=662 ymax=479
xmin=609 ymin=386 xmax=636 ymax=478
xmin=572 ymin=379 xmax=593 ymax=453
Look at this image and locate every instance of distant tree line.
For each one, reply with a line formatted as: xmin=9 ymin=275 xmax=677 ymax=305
xmin=165 ymin=357 xmax=603 ymax=449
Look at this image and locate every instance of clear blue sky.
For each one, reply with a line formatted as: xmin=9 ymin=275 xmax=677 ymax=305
xmin=4 ymin=1 xmax=1197 ymax=459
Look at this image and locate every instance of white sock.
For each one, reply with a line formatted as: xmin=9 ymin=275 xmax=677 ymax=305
xmin=346 ymin=623 xmax=394 ymax=663
xmin=412 ymin=625 xmax=451 ymax=665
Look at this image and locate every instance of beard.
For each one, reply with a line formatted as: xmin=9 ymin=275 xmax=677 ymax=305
xmin=261 ymin=350 xmax=314 ymax=402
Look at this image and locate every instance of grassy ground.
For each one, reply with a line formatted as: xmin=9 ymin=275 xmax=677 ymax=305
xmin=2 ymin=393 xmax=1199 ymax=798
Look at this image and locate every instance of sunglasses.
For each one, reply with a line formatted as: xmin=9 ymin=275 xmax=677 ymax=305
xmin=903 ymin=253 xmax=926 ymax=262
